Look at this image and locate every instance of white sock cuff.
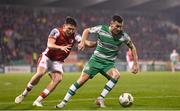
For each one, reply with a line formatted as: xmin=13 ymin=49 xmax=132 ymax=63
xmin=70 ymin=84 xmax=77 ymax=92
xmin=43 ymin=89 xmax=50 ymax=95
xmin=106 ymin=80 xmax=115 ymax=88
xmin=36 ymin=96 xmax=43 ymax=102
xmin=64 ymin=93 xmax=72 ymax=101
xmin=27 ymin=83 xmax=34 ymax=88
xmin=101 ymin=89 xmax=109 ymax=97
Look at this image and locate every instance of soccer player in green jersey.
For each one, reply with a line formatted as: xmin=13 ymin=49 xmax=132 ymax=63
xmin=56 ymin=15 xmax=139 ymax=108
xmin=170 ymin=49 xmax=179 ymax=72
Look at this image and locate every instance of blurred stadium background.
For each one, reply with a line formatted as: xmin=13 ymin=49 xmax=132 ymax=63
xmin=0 ymin=0 xmax=180 ymax=110
xmin=0 ymin=0 xmax=180 ymax=72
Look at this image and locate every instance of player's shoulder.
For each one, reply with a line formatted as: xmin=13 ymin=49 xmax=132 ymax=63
xmin=92 ymin=25 xmax=103 ymax=29
xmin=93 ymin=24 xmax=108 ymax=29
xmin=122 ymin=31 xmax=129 ymax=37
xmin=96 ymin=24 xmax=109 ymax=33
xmin=101 ymin=24 xmax=108 ymax=28
xmin=101 ymin=24 xmax=108 ymax=29
xmin=51 ymin=27 xmax=59 ymax=31
xmin=51 ymin=27 xmax=60 ymax=33
xmin=121 ymin=31 xmax=130 ymax=39
xmin=89 ymin=25 xmax=103 ymax=33
xmin=49 ymin=27 xmax=60 ymax=37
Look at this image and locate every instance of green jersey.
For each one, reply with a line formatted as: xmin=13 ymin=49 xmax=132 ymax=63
xmin=89 ymin=25 xmax=131 ymax=62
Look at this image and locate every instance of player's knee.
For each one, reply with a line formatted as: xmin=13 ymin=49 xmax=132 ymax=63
xmin=113 ymin=73 xmax=120 ymax=80
xmin=53 ymin=78 xmax=61 ymax=84
xmin=53 ymin=75 xmax=62 ymax=84
xmin=77 ymin=73 xmax=89 ymax=85
xmin=51 ymin=77 xmax=61 ymax=85
xmin=77 ymin=77 xmax=85 ymax=85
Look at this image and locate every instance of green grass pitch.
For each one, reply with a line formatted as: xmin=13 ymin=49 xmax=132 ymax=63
xmin=0 ymin=72 xmax=180 ymax=110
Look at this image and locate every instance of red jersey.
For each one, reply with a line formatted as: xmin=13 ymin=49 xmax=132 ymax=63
xmin=42 ymin=27 xmax=81 ymax=62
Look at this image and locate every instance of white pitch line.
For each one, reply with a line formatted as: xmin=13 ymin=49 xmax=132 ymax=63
xmin=0 ymin=96 xmax=180 ymax=105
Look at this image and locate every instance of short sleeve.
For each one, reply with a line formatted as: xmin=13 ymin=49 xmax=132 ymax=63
xmin=123 ymin=32 xmax=131 ymax=44
xmin=48 ymin=28 xmax=60 ymax=39
xmin=89 ymin=25 xmax=102 ymax=33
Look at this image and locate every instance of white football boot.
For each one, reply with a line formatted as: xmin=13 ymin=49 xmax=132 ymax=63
xmin=95 ymin=97 xmax=106 ymax=108
xmin=15 ymin=94 xmax=25 ymax=104
xmin=33 ymin=101 xmax=43 ymax=107
xmin=55 ymin=101 xmax=66 ymax=109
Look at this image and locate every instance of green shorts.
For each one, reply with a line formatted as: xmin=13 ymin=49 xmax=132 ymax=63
xmin=83 ymin=56 xmax=115 ymax=79
xmin=172 ymin=61 xmax=177 ymax=65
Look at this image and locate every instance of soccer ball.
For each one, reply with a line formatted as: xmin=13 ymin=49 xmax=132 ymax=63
xmin=119 ymin=93 xmax=134 ymax=107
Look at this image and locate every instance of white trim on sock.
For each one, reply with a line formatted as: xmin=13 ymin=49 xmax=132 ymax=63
xmin=43 ymin=89 xmax=50 ymax=95
xmin=101 ymin=89 xmax=109 ymax=97
xmin=36 ymin=96 xmax=43 ymax=102
xmin=106 ymin=80 xmax=115 ymax=88
xmin=64 ymin=93 xmax=72 ymax=101
xmin=27 ymin=83 xmax=34 ymax=89
xmin=22 ymin=89 xmax=28 ymax=96
xmin=70 ymin=84 xmax=77 ymax=92
xmin=100 ymin=80 xmax=116 ymax=97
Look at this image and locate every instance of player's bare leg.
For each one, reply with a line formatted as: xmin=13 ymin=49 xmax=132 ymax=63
xmin=33 ymin=72 xmax=62 ymax=107
xmin=56 ymin=72 xmax=90 ymax=108
xmin=96 ymin=68 xmax=120 ymax=107
xmin=15 ymin=66 xmax=46 ymax=104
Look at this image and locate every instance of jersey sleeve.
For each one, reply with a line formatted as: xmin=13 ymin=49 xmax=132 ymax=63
xmin=123 ymin=32 xmax=131 ymax=44
xmin=89 ymin=25 xmax=102 ymax=34
xmin=48 ymin=28 xmax=60 ymax=39
xmin=75 ymin=33 xmax=82 ymax=43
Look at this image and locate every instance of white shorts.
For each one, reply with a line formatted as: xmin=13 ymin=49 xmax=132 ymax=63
xmin=38 ymin=54 xmax=64 ymax=74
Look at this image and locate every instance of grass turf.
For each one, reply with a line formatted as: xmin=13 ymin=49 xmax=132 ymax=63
xmin=0 ymin=71 xmax=180 ymax=110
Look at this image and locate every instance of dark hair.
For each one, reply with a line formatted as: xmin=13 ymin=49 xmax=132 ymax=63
xmin=112 ymin=15 xmax=123 ymax=23
xmin=65 ymin=16 xmax=77 ymax=27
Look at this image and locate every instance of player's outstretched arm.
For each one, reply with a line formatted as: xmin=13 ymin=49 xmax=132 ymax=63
xmin=85 ymin=40 xmax=97 ymax=48
xmin=127 ymin=40 xmax=139 ymax=74
xmin=78 ymin=28 xmax=90 ymax=51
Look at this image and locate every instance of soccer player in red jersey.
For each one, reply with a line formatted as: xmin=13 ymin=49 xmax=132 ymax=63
xmin=15 ymin=17 xmax=96 ymax=107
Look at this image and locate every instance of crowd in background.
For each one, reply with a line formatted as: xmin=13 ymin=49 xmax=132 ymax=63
xmin=0 ymin=5 xmax=180 ymax=65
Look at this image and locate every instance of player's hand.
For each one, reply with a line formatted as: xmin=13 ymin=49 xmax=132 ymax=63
xmin=60 ymin=45 xmax=72 ymax=53
xmin=78 ymin=42 xmax=85 ymax=51
xmin=131 ymin=63 xmax=139 ymax=74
